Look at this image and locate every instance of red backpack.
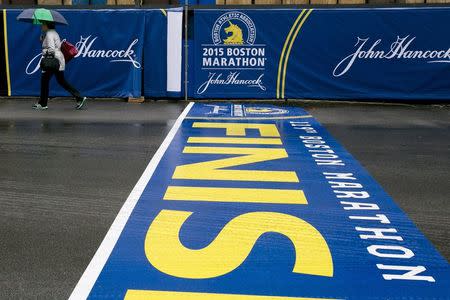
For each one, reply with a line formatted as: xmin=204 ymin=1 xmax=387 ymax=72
xmin=61 ymin=40 xmax=78 ymax=62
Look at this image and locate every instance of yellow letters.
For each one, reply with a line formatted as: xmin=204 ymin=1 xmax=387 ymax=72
xmin=188 ymin=137 xmax=282 ymax=145
xmin=125 ymin=289 xmax=337 ymax=300
xmin=192 ymin=122 xmax=280 ymax=137
xmin=145 ymin=210 xmax=333 ymax=279
xmin=173 ymin=147 xmax=299 ymax=182
xmin=141 ymin=120 xmax=334 ymax=289
xmin=164 ymin=186 xmax=307 ymax=204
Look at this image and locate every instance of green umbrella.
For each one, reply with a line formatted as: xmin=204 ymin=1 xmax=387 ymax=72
xmin=17 ymin=8 xmax=68 ymax=26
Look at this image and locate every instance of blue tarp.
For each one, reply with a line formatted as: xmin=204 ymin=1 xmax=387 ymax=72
xmin=3 ymin=7 xmax=450 ymax=100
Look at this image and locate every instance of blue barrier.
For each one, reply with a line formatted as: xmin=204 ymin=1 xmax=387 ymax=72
xmin=143 ymin=10 xmax=168 ymax=97
xmin=191 ymin=8 xmax=450 ymax=100
xmin=2 ymin=7 xmax=450 ymax=100
xmin=69 ymin=102 xmax=450 ymax=299
xmin=4 ymin=9 xmax=171 ymax=98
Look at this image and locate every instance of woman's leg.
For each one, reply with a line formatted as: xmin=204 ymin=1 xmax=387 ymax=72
xmin=39 ymin=70 xmax=53 ymax=106
xmin=55 ymin=71 xmax=82 ymax=100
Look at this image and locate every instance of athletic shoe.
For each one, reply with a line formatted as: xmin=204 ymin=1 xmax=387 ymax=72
xmin=76 ymin=97 xmax=87 ymax=110
xmin=32 ymin=103 xmax=48 ymax=110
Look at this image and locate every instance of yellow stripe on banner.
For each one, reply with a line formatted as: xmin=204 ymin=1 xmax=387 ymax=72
xmin=164 ymin=186 xmax=308 ymax=204
xmin=281 ymin=9 xmax=313 ymax=99
xmin=276 ymin=10 xmax=306 ymax=99
xmin=125 ymin=290 xmax=339 ymax=300
xmin=185 ymin=115 xmax=313 ymax=121
xmin=3 ymin=9 xmax=11 ymax=96
xmin=160 ymin=9 xmax=167 ymax=17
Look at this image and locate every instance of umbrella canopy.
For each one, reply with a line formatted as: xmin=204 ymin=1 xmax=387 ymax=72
xmin=17 ymin=8 xmax=68 ymax=25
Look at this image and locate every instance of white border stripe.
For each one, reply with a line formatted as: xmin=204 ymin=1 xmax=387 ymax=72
xmin=69 ymin=102 xmax=194 ymax=300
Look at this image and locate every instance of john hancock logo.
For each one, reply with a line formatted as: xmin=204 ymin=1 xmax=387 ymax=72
xmin=198 ymin=11 xmax=266 ymax=95
xmin=26 ymin=35 xmax=141 ymax=75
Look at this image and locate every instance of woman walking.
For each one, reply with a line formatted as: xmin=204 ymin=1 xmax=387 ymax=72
xmin=33 ymin=21 xmax=87 ymax=110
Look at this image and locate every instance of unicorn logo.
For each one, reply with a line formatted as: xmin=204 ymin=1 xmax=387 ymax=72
xmin=223 ymin=21 xmax=244 ymax=45
xmin=212 ymin=11 xmax=256 ymax=45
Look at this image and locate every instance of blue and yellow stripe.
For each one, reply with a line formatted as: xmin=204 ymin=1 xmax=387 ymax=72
xmin=2 ymin=9 xmax=11 ymax=96
xmin=276 ymin=9 xmax=313 ymax=99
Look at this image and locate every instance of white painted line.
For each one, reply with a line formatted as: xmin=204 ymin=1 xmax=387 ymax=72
xmin=69 ymin=102 xmax=194 ymax=300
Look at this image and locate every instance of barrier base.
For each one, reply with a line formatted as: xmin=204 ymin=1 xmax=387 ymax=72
xmin=128 ymin=96 xmax=145 ymax=103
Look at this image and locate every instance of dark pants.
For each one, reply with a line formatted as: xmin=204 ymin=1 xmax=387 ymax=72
xmin=40 ymin=70 xmax=81 ymax=106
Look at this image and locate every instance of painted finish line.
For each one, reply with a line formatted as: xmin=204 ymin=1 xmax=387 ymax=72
xmin=70 ymin=103 xmax=449 ymax=300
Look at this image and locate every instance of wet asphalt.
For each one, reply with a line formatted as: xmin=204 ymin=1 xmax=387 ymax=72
xmin=0 ymin=98 xmax=448 ymax=299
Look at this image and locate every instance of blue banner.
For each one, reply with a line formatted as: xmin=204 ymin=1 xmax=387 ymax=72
xmin=143 ymin=8 xmax=184 ymax=98
xmin=143 ymin=9 xmax=168 ymax=98
xmin=192 ymin=8 xmax=450 ymax=100
xmin=70 ymin=102 xmax=449 ymax=300
xmin=6 ymin=9 xmax=172 ymax=98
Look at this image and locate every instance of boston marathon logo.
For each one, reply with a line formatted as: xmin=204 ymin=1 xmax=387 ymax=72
xmin=334 ymin=35 xmax=450 ymax=77
xmin=246 ymin=107 xmax=289 ymax=115
xmin=204 ymin=104 xmax=289 ymax=117
xmin=212 ymin=11 xmax=256 ymax=45
xmin=198 ymin=11 xmax=267 ymax=94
